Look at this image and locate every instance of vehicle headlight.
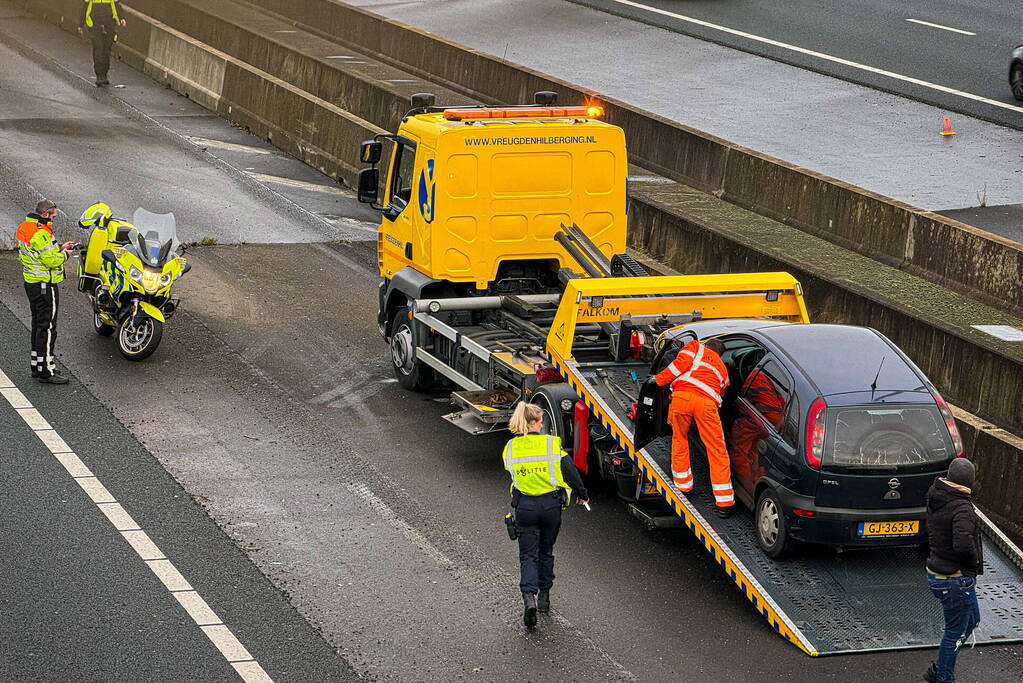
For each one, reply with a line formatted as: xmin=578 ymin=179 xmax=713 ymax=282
xmin=129 ymin=266 xmax=142 ymax=282
xmin=140 ymin=268 xmax=161 ymax=293
xmin=159 ymin=272 xmax=173 ymax=287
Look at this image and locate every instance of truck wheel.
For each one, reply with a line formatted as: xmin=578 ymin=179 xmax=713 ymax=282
xmin=756 ymin=488 xmax=793 ymax=559
xmin=390 ymin=307 xmax=434 ymax=391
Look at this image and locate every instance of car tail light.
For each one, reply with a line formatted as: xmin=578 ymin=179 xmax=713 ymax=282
xmin=805 ymin=398 xmax=827 ymax=470
xmin=793 ymin=508 xmax=816 ymax=518
xmin=933 ymin=392 xmax=964 ymax=457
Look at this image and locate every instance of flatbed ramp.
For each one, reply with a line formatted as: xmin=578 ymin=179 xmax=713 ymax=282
xmin=566 ymin=359 xmax=1023 ymax=655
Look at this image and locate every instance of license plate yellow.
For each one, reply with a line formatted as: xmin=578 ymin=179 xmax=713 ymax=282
xmin=858 ymin=520 xmax=920 ymax=537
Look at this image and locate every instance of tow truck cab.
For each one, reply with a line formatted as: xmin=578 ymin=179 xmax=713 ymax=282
xmin=356 ymin=93 xmax=628 ymax=338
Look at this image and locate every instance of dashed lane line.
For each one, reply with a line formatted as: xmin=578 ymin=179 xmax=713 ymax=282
xmin=905 ymin=18 xmax=976 ymax=36
xmin=600 ymin=0 xmax=1023 ymax=114
xmin=0 ymin=367 xmax=274 ymax=683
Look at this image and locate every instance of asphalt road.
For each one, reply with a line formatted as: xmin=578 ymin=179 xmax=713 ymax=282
xmin=570 ymin=0 xmax=1023 ymax=127
xmin=2 ymin=3 xmax=1023 ymax=682
xmin=349 ymin=0 xmax=1023 ymax=237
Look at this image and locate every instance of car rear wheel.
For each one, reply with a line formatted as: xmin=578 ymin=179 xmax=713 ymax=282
xmin=756 ymin=488 xmax=793 ymax=559
xmin=1012 ymin=64 xmax=1023 ymax=101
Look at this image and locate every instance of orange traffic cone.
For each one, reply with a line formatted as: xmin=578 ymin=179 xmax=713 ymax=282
xmin=941 ymin=115 xmax=955 ymax=136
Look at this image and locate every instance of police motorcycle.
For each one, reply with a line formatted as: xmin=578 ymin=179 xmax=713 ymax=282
xmin=77 ymin=207 xmax=190 ymax=361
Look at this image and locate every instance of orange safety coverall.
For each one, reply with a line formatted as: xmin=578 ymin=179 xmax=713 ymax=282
xmin=655 ymin=340 xmax=733 ymax=507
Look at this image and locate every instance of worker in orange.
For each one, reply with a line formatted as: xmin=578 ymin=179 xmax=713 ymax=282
xmin=655 ymin=337 xmax=734 ymax=517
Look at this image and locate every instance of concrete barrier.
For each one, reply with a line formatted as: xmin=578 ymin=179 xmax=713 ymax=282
xmin=238 ymin=0 xmax=1023 ymax=317
xmin=17 ymin=0 xmax=385 ymax=186
xmin=18 ymin=0 xmax=1023 ymax=530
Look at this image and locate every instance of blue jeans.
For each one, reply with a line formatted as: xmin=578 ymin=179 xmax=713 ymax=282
xmin=927 ymin=574 xmax=981 ymax=683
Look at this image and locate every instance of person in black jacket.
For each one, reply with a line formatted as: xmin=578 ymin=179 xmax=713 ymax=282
xmin=924 ymin=458 xmax=983 ymax=683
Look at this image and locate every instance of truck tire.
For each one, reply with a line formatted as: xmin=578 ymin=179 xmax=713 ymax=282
xmin=530 ymin=384 xmax=576 ymax=443
xmin=756 ymin=488 xmax=793 ymax=559
xmin=390 ymin=306 xmax=434 ymax=391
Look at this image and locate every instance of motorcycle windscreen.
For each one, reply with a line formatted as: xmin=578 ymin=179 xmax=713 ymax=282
xmin=132 ymin=208 xmax=179 ymax=267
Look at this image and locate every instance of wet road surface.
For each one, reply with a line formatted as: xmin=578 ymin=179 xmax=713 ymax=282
xmin=2 ymin=3 xmax=1022 ymax=681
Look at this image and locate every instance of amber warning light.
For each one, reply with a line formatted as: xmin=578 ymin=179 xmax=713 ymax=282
xmin=442 ymin=105 xmax=604 ymax=120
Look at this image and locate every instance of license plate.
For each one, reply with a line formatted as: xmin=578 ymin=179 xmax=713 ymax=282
xmin=858 ymin=520 xmax=920 ymax=537
xmin=642 ymin=480 xmax=659 ymax=495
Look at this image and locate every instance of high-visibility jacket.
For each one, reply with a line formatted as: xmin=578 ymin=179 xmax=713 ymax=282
xmin=502 ymin=434 xmax=571 ymax=499
xmin=655 ymin=339 xmax=729 ymax=406
xmin=16 ymin=214 xmax=67 ymax=284
xmin=82 ymin=0 xmax=119 ymax=28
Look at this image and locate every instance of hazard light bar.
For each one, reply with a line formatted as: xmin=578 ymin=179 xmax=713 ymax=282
xmin=442 ymin=105 xmax=604 ymax=120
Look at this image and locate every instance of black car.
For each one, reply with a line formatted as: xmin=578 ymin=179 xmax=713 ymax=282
xmin=1011 ymin=44 xmax=1023 ymax=101
xmin=649 ymin=320 xmax=963 ymax=558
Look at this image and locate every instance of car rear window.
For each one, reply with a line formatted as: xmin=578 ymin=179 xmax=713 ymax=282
xmin=823 ymin=404 xmax=953 ymax=473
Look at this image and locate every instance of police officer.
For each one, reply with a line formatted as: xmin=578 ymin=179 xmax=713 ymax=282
xmin=15 ymin=200 xmax=75 ymax=384
xmin=502 ymin=401 xmax=589 ymax=629
xmin=78 ymin=0 xmax=126 ymax=87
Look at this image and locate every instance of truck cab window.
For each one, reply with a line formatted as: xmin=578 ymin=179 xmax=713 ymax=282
xmin=389 ymin=141 xmax=417 ymax=209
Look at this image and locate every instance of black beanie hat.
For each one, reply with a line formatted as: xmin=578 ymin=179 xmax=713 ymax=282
xmin=947 ymin=458 xmax=976 ymax=488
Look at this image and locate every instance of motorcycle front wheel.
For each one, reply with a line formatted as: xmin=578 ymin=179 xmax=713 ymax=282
xmin=117 ymin=316 xmax=163 ymax=361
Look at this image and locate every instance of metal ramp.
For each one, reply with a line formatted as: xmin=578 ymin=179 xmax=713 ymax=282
xmin=559 ymin=358 xmax=1023 ymax=655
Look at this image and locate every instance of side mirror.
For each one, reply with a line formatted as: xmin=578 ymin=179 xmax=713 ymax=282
xmin=181 ymin=262 xmax=192 ymax=274
xmin=360 ymin=140 xmax=382 ymax=165
xmin=101 ymin=249 xmax=118 ymax=264
xmin=357 ymin=167 xmax=380 ymax=204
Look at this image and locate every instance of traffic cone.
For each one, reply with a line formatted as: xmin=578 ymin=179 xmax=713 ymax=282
xmin=941 ymin=115 xmax=955 ymax=136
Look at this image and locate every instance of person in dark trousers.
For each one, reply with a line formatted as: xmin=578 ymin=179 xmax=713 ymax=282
xmin=502 ymin=401 xmax=589 ymax=629
xmin=924 ymin=458 xmax=983 ymax=683
xmin=15 ymin=200 xmax=75 ymax=384
xmin=78 ymin=0 xmax=126 ymax=87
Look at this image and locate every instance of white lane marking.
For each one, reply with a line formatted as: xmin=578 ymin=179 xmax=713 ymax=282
xmin=189 ymin=136 xmax=274 ymax=156
xmin=905 ymin=18 xmax=976 ymax=36
xmin=1 ymin=387 xmax=30 ymax=408
xmin=233 ymin=661 xmax=275 ymax=683
xmin=325 ymin=55 xmax=355 ymax=59
xmin=147 ymin=559 xmax=194 ymax=593
xmin=347 ymin=482 xmax=456 ymax=569
xmin=36 ymin=429 xmax=72 ymax=454
xmin=0 ymin=372 xmax=275 ymax=681
xmin=97 ymin=502 xmax=142 ymax=531
xmin=16 ymin=407 xmax=51 ymax=430
xmin=247 ymin=172 xmax=347 ymax=195
xmin=602 ymin=0 xmax=1023 ymax=114
xmin=175 ymin=591 xmax=222 ymax=626
xmin=202 ymin=625 xmax=255 ymax=662
xmin=77 ymin=476 xmax=117 ymax=504
xmin=121 ymin=529 xmax=166 ymax=560
xmin=54 ymin=452 xmax=93 ymax=478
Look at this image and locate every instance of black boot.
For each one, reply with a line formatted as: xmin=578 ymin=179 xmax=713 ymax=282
xmin=522 ymin=593 xmax=538 ymax=629
xmin=39 ymin=372 xmax=69 ymax=385
xmin=537 ymin=589 xmax=550 ymax=613
xmin=716 ymin=505 xmax=734 ymax=519
xmin=923 ymin=662 xmax=937 ymax=683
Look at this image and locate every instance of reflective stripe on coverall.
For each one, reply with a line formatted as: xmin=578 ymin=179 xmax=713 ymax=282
xmin=16 ymin=216 xmax=67 ymax=284
xmin=655 ymin=340 xmax=734 ymax=507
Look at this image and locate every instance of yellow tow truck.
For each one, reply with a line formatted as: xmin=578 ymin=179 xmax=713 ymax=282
xmin=355 ymin=94 xmax=1023 ymax=655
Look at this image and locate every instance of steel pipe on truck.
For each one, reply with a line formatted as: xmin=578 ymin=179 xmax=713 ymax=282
xmin=412 ymin=294 xmax=561 ymax=313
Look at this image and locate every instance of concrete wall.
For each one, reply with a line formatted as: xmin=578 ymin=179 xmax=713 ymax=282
xmin=239 ymin=0 xmax=1023 ymax=318
xmin=19 ymin=0 xmax=385 ymax=186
